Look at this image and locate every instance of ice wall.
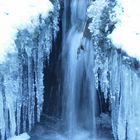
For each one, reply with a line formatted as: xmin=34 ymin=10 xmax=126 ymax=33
xmin=94 ymin=48 xmax=140 ymax=140
xmin=0 ymin=1 xmax=60 ymax=139
xmin=88 ymin=0 xmax=140 ymax=139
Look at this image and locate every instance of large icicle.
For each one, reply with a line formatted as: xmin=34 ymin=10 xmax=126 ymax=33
xmin=0 ymin=1 xmax=60 ymax=139
xmin=88 ymin=0 xmax=140 ymax=139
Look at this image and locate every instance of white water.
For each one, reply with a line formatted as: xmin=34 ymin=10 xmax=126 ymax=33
xmin=31 ymin=1 xmax=114 ymax=139
xmin=62 ymin=28 xmax=96 ymax=136
xmin=61 ymin=0 xmax=97 ymax=139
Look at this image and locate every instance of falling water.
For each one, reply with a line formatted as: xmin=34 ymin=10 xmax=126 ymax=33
xmin=61 ymin=0 xmax=97 ymax=139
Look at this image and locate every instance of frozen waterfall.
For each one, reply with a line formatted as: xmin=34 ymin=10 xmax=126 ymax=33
xmin=1 ymin=0 xmax=140 ymax=140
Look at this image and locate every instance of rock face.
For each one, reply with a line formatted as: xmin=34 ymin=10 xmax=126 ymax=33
xmin=0 ymin=1 xmax=60 ymax=139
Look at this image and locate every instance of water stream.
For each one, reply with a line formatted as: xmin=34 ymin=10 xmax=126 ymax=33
xmin=61 ymin=0 xmax=96 ymax=138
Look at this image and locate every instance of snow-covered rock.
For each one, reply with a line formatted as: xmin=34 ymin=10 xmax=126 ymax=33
xmin=7 ymin=133 xmax=30 ymax=140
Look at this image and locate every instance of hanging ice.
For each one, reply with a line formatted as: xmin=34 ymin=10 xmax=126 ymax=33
xmin=87 ymin=0 xmax=140 ymax=139
xmin=0 ymin=0 xmax=60 ymax=139
xmin=96 ymin=49 xmax=140 ymax=140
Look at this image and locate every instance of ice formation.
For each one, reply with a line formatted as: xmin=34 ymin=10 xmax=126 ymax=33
xmin=1 ymin=0 xmax=140 ymax=140
xmin=61 ymin=0 xmax=96 ymax=138
xmin=0 ymin=0 xmax=53 ymax=63
xmin=88 ymin=0 xmax=140 ymax=139
xmin=94 ymin=48 xmax=140 ymax=140
xmin=0 ymin=0 xmax=60 ymax=139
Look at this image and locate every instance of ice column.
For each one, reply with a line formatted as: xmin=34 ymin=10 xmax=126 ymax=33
xmin=0 ymin=2 xmax=60 ymax=139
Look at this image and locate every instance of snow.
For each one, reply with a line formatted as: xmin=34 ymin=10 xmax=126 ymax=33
xmin=0 ymin=0 xmax=53 ymax=63
xmin=7 ymin=133 xmax=30 ymax=140
xmin=109 ymin=0 xmax=140 ymax=60
xmin=87 ymin=0 xmax=109 ymax=34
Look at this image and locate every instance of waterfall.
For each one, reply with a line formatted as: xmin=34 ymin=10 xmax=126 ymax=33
xmin=61 ymin=0 xmax=97 ymax=139
xmin=3 ymin=0 xmax=140 ymax=140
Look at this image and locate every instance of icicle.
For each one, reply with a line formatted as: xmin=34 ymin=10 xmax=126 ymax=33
xmin=100 ymin=57 xmax=109 ymax=101
xmin=0 ymin=74 xmax=5 ymax=140
xmin=52 ymin=0 xmax=60 ymax=39
xmin=0 ymin=3 xmax=60 ymax=138
xmin=108 ymin=49 xmax=121 ymax=139
xmin=116 ymin=64 xmax=140 ymax=140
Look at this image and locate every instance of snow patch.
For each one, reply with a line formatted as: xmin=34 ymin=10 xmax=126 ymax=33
xmin=109 ymin=0 xmax=140 ymax=60
xmin=87 ymin=0 xmax=109 ymax=35
xmin=7 ymin=133 xmax=30 ymax=140
xmin=0 ymin=0 xmax=53 ymax=63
